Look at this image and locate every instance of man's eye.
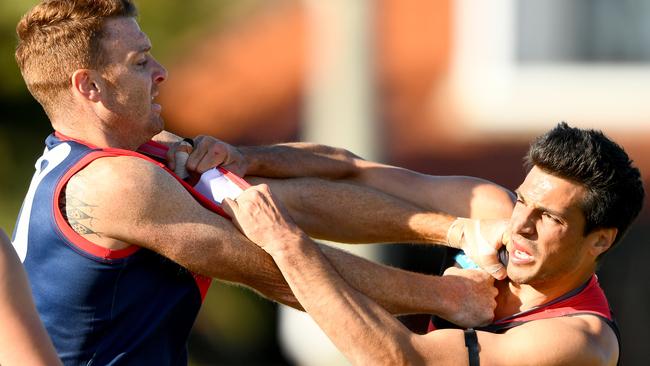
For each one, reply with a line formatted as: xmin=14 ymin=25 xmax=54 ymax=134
xmin=137 ymin=60 xmax=148 ymax=67
xmin=542 ymin=212 xmax=561 ymax=224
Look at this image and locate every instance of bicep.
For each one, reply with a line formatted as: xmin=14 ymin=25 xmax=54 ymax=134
xmin=78 ymin=158 xmax=296 ymax=303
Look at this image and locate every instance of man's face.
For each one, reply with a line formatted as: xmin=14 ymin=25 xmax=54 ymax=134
xmin=98 ymin=17 xmax=167 ymax=144
xmin=506 ymin=166 xmax=596 ymax=287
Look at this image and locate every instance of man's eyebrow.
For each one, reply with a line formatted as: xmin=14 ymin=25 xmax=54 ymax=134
xmin=514 ymin=189 xmax=566 ymax=219
xmin=137 ymin=45 xmax=152 ymax=54
xmin=127 ymin=45 xmax=152 ymax=60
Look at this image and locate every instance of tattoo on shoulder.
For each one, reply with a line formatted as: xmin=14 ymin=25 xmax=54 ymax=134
xmin=60 ymin=178 xmax=103 ymax=238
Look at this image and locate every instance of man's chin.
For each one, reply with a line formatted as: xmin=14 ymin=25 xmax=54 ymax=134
xmin=151 ymin=116 xmax=165 ymax=134
xmin=506 ymin=268 xmax=532 ymax=285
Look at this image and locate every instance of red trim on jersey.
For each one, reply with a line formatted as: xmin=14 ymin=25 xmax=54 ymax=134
xmin=137 ymin=140 xmax=170 ymax=159
xmin=53 ymin=151 xmax=140 ymax=259
xmin=493 ymin=275 xmax=613 ymax=325
xmin=121 ymin=142 xmax=228 ymax=300
xmin=218 ymin=167 xmax=251 ymax=190
xmin=52 ymin=135 xmax=252 ymax=300
xmin=427 ymin=275 xmax=612 ymax=332
xmin=55 ymin=131 xmax=100 ymax=149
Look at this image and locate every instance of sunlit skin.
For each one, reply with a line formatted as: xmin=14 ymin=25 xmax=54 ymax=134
xmin=59 ymin=17 xmax=168 ymax=150
xmin=99 ymin=17 xmax=168 ymax=149
xmin=497 ymin=166 xmax=616 ymax=316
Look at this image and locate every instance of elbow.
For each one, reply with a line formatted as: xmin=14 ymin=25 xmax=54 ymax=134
xmin=322 ymin=145 xmax=364 ymax=180
xmin=469 ymin=182 xmax=515 ymax=220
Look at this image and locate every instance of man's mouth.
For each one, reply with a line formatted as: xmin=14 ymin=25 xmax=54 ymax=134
xmin=510 ymin=239 xmax=535 ymax=265
xmin=151 ymin=93 xmax=162 ymax=113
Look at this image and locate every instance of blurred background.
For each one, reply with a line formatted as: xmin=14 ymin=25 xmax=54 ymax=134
xmin=2 ymin=0 xmax=649 ymax=364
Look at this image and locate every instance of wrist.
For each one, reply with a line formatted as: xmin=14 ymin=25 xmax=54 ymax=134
xmin=237 ymin=146 xmax=259 ymax=176
xmin=446 ymin=218 xmax=466 ymax=249
xmin=264 ymin=230 xmax=311 ymax=259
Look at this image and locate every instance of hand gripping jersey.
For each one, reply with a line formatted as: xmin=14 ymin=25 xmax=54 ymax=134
xmin=12 ymin=133 xmax=233 ymax=365
xmin=428 ymin=274 xmax=621 ymax=365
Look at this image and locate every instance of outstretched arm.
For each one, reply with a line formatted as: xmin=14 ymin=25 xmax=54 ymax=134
xmin=240 ymin=142 xmax=514 ymax=218
xmin=160 ymin=137 xmax=514 ymax=219
xmin=0 ymin=230 xmax=61 ymax=366
xmin=224 ymin=185 xmax=619 ymax=366
xmin=252 ymin=175 xmax=511 ymax=279
xmin=64 ymin=157 xmax=496 ymax=324
xmin=155 ymin=137 xmax=515 ymax=278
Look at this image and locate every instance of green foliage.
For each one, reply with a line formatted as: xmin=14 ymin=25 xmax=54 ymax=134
xmin=0 ymin=0 xmax=264 ymax=227
xmin=0 ymin=3 xmax=287 ymax=364
xmin=0 ymin=1 xmax=35 ymax=96
xmin=0 ymin=0 xmax=264 ymax=97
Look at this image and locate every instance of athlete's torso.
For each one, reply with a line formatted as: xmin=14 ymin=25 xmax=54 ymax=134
xmin=12 ymin=133 xmax=211 ymax=365
xmin=478 ymin=275 xmax=618 ymax=335
xmin=429 ymin=274 xmax=621 ymax=364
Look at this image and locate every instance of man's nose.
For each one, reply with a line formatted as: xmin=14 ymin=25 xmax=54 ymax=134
xmin=152 ymin=60 xmax=167 ymax=84
xmin=511 ymin=206 xmax=536 ymax=236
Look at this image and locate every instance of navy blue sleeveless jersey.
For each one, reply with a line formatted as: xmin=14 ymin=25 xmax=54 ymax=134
xmin=12 ymin=133 xmax=214 ymax=365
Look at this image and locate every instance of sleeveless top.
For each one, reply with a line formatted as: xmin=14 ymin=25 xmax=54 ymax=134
xmin=428 ymin=275 xmax=621 ymax=364
xmin=12 ymin=132 xmax=226 ymax=365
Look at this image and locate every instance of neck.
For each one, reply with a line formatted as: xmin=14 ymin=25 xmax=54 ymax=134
xmin=54 ymin=121 xmax=145 ymax=151
xmin=494 ymin=270 xmax=594 ymax=320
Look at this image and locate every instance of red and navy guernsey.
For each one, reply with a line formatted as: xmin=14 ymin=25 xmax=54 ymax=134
xmin=12 ymin=132 xmax=220 ymax=365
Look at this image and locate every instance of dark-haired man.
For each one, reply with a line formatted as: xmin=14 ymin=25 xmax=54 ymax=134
xmin=224 ymin=123 xmax=643 ymax=365
xmin=13 ymin=1 xmax=507 ymax=364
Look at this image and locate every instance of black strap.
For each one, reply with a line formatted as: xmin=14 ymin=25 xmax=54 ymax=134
xmin=464 ymin=328 xmax=480 ymax=366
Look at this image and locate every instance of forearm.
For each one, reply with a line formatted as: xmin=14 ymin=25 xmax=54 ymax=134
xmin=258 ymin=177 xmax=454 ymax=244
xmin=321 ymin=244 xmax=454 ymax=316
xmin=0 ymin=233 xmax=61 ymax=366
xmin=272 ymin=236 xmax=420 ymax=365
xmin=156 ymin=223 xmax=303 ymax=310
xmin=240 ymin=141 xmax=514 ymax=221
xmin=168 ymin=219 xmax=449 ymax=316
xmin=241 ymin=143 xmax=361 ymax=179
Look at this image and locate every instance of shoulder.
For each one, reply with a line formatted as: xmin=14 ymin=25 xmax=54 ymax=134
xmin=71 ymin=155 xmax=179 ymax=201
xmin=63 ymin=155 xmax=193 ymax=239
xmin=486 ymin=315 xmax=618 ymax=365
xmin=415 ymin=315 xmax=617 ymax=366
xmin=78 ymin=155 xmax=164 ymax=183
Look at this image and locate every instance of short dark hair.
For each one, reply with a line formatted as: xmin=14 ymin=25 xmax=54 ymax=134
xmin=525 ymin=122 xmax=645 ymax=256
xmin=16 ymin=0 xmax=138 ymax=117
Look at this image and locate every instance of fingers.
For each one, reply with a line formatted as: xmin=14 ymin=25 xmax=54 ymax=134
xmin=221 ymin=162 xmax=246 ymax=177
xmin=167 ymin=135 xmax=245 ymax=176
xmin=221 ymin=198 xmax=241 ymax=230
xmin=186 ymin=137 xmax=229 ymax=174
xmin=441 ymin=267 xmax=498 ymax=327
xmin=166 ymin=140 xmax=193 ymax=174
xmin=481 ymin=261 xmax=507 ymax=281
xmin=222 ymin=184 xmax=272 ymax=224
xmin=166 ymin=144 xmax=176 ymax=171
xmin=460 ymin=219 xmax=509 ymax=280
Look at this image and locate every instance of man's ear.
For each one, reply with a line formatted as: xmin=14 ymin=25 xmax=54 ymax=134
xmin=71 ymin=69 xmax=102 ymax=102
xmin=589 ymin=227 xmax=618 ymax=257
